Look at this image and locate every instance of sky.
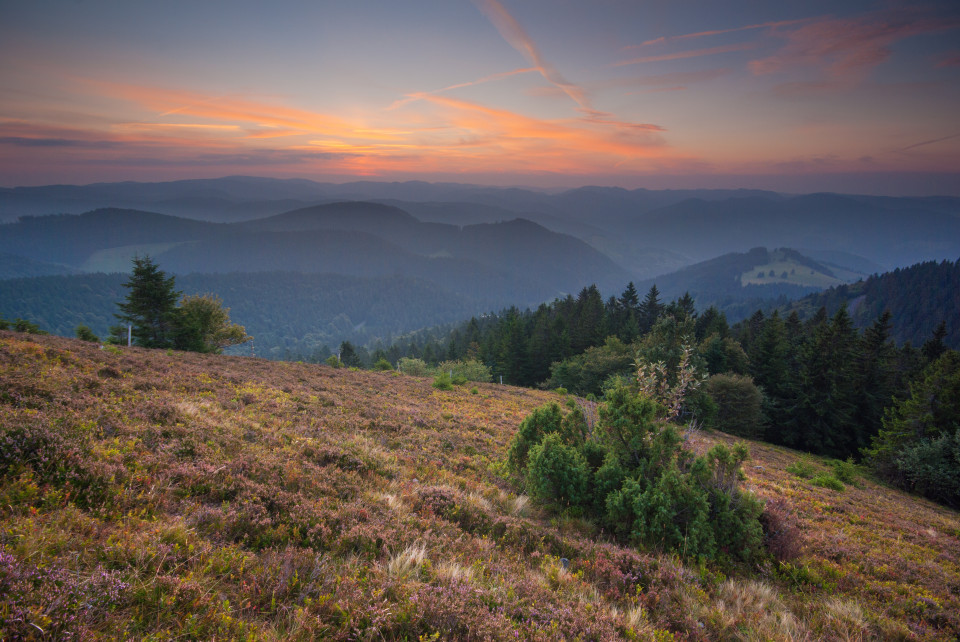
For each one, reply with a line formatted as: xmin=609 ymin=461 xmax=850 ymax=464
xmin=1 ymin=0 xmax=959 ymax=195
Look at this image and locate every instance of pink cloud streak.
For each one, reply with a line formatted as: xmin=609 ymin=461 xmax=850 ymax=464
xmin=750 ymin=10 xmax=960 ymax=82
xmin=630 ymin=19 xmax=810 ymax=48
xmin=616 ymin=43 xmax=755 ymax=67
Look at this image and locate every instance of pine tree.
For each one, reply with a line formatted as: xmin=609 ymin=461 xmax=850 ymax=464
xmin=115 ymin=256 xmax=181 ymax=349
xmin=922 ymin=320 xmax=948 ymax=363
xmin=618 ymin=282 xmax=640 ymax=311
xmin=570 ymin=285 xmax=606 ymax=354
xmin=638 ymin=285 xmax=663 ymax=334
xmin=339 ymin=341 xmax=361 ymax=367
xmin=792 ymin=305 xmax=860 ymax=457
xmin=854 ymin=311 xmax=897 ymax=452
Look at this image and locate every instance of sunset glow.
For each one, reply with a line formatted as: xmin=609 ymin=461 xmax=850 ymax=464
xmin=1 ymin=0 xmax=958 ymax=193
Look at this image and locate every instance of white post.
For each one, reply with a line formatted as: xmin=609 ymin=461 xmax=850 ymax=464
xmin=127 ymin=324 xmax=132 ymax=347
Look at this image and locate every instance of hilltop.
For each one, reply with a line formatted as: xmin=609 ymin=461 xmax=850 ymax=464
xmin=1 ymin=331 xmax=958 ymax=640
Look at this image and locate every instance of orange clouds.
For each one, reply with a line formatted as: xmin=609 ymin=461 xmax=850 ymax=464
xmin=30 ymin=75 xmax=676 ymax=180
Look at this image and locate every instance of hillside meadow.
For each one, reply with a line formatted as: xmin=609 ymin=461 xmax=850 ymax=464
xmin=1 ymin=331 xmax=958 ymax=640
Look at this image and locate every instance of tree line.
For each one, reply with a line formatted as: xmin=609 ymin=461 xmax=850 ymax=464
xmin=377 ymin=280 xmax=958 ymax=506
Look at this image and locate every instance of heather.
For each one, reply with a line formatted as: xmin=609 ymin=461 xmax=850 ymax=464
xmin=2 ymin=331 xmax=959 ymax=640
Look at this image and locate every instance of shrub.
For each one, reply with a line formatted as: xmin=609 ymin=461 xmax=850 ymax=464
xmin=432 ymin=371 xmax=453 ymax=391
xmin=893 ymin=431 xmax=960 ymax=507
xmin=437 ymin=359 xmax=492 ymax=383
xmin=507 ymin=383 xmax=765 ymax=566
xmin=811 ymin=474 xmax=845 ymax=491
xmin=867 ymin=352 xmax=960 ymax=506
xmin=75 ymin=325 xmax=100 ymax=342
xmin=506 ymin=403 xmax=563 ymax=473
xmin=786 ymin=459 xmax=817 ymax=479
xmin=373 ymin=358 xmax=394 ymax=371
xmin=325 ymin=355 xmax=343 ymax=368
xmin=705 ymin=373 xmax=764 ymax=439
xmin=398 ymin=357 xmax=430 ymax=376
xmin=525 ymin=433 xmax=591 ymax=508
xmin=831 ymin=459 xmax=859 ymax=485
xmin=12 ymin=318 xmax=47 ymax=334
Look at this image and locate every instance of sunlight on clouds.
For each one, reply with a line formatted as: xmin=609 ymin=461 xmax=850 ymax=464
xmin=62 ymin=76 xmax=679 ymax=179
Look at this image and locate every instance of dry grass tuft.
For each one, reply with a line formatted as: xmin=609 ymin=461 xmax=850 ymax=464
xmin=434 ymin=561 xmax=475 ymax=584
xmin=385 ymin=542 xmax=427 ymax=580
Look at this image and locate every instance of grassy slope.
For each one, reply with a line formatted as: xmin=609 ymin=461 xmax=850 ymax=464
xmin=1 ymin=331 xmax=958 ymax=640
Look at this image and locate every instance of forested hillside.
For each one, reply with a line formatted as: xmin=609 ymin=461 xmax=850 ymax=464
xmin=0 ymin=272 xmax=481 ymax=359
xmin=786 ymin=259 xmax=960 ymax=348
xmin=0 ymin=204 xmax=631 ymax=316
xmin=378 ymin=276 xmax=957 ymax=469
xmin=632 ymin=247 xmax=866 ymax=321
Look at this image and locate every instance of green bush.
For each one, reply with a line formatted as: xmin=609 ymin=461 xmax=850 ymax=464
xmin=12 ymin=318 xmax=47 ymax=335
xmin=372 ymin=358 xmax=394 ymax=371
xmin=325 ymin=355 xmax=343 ymax=368
xmin=506 ymin=383 xmax=766 ymax=566
xmin=705 ymin=373 xmax=764 ymax=439
xmin=75 ymin=325 xmax=100 ymax=342
xmin=786 ymin=459 xmax=817 ymax=479
xmin=432 ymin=371 xmax=454 ymax=390
xmin=525 ymin=433 xmax=591 ymax=508
xmin=893 ymin=431 xmax=960 ymax=507
xmin=506 ymin=403 xmax=562 ymax=473
xmin=438 ymin=359 xmax=492 ymax=383
xmin=831 ymin=458 xmax=859 ymax=485
xmin=397 ymin=357 xmax=430 ymax=376
xmin=867 ymin=352 xmax=960 ymax=507
xmin=810 ymin=474 xmax=845 ymax=491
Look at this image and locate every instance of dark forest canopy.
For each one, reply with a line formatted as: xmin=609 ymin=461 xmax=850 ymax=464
xmin=785 ymin=258 xmax=960 ymax=349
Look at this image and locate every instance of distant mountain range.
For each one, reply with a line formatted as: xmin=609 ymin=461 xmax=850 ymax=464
xmin=0 ymin=202 xmax=630 ymax=308
xmin=4 ymin=176 xmax=958 ymax=278
xmin=2 ymin=176 xmax=958 ymax=355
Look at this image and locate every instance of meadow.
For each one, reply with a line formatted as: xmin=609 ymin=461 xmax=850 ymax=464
xmin=1 ymin=330 xmax=958 ymax=640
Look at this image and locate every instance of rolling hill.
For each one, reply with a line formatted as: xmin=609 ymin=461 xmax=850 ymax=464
xmin=784 ymin=258 xmax=960 ymax=349
xmin=6 ymin=177 xmax=958 ymax=278
xmin=1 ymin=330 xmax=957 ymax=639
xmin=0 ymin=203 xmax=632 ymax=310
xmin=634 ymin=247 xmax=868 ymax=321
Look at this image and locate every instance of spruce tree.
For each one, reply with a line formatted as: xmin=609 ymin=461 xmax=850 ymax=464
xmin=339 ymin=341 xmax=361 ymax=367
xmin=750 ymin=312 xmax=794 ymax=443
xmin=793 ymin=305 xmax=860 ymax=457
xmin=638 ymin=285 xmax=663 ymax=334
xmin=115 ymin=256 xmax=181 ymax=349
xmin=855 ymin=311 xmax=896 ymax=451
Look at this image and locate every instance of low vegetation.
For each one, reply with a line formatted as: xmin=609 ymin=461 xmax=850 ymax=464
xmin=2 ymin=331 xmax=959 ymax=639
